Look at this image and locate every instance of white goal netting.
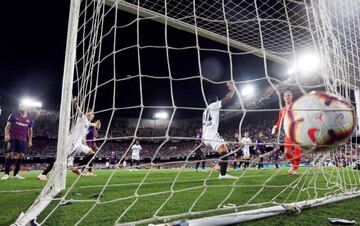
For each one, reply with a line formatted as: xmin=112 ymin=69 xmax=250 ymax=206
xmin=15 ymin=0 xmax=360 ymax=225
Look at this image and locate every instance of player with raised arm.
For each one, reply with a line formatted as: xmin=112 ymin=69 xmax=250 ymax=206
xmin=69 ymin=97 xmax=99 ymax=176
xmin=272 ymin=90 xmax=302 ymax=175
xmin=202 ymin=82 xmax=237 ymax=179
xmin=1 ymin=103 xmax=34 ymax=180
xmin=130 ymin=140 xmax=142 ymax=169
xmin=240 ymin=131 xmax=252 ymax=169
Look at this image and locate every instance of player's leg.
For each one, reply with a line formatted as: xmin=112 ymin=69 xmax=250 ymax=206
xmin=72 ymin=145 xmax=94 ymax=176
xmin=2 ymin=146 xmax=14 ymax=180
xmin=38 ymin=158 xmax=55 ymax=180
xmin=84 ymin=149 xmax=95 ymax=176
xmin=291 ymin=146 xmax=302 ymax=174
xmin=13 ymin=141 xmax=26 ymax=179
xmin=201 ymin=152 xmax=206 ymax=170
xmin=216 ymin=144 xmax=236 ymax=179
xmin=195 ymin=151 xmax=201 ymax=171
xmin=284 ymin=137 xmax=294 ymax=161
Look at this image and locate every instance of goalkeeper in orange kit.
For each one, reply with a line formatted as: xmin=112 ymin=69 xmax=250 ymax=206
xmin=272 ymin=90 xmax=302 ymax=175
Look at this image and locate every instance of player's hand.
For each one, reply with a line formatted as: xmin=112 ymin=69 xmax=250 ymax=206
xmin=72 ymin=96 xmax=79 ymax=103
xmin=28 ymin=141 xmax=33 ymax=148
xmin=4 ymin=135 xmax=10 ymax=142
xmin=226 ymin=82 xmax=235 ymax=91
xmin=271 ymin=126 xmax=278 ymax=135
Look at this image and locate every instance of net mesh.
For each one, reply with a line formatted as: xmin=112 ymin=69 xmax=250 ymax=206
xmin=16 ymin=0 xmax=360 ymax=225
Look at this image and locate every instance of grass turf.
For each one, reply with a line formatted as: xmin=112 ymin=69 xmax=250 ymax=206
xmin=0 ymin=167 xmax=360 ymax=226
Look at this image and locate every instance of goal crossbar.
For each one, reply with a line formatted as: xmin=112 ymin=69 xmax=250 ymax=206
xmin=104 ymin=0 xmax=290 ymax=65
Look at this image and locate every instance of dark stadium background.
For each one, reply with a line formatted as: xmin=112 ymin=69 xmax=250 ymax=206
xmin=0 ymin=0 xmax=289 ymax=118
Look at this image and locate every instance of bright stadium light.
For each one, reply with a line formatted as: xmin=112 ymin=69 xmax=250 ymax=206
xmin=21 ymin=98 xmax=42 ymax=108
xmin=241 ymin=85 xmax=255 ymax=97
xmin=154 ymin=112 xmax=168 ymax=119
xmin=287 ymin=52 xmax=320 ymax=76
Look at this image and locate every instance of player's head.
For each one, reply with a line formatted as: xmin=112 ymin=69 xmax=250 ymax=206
xmin=234 ymin=132 xmax=239 ymax=138
xmin=207 ymin=94 xmax=218 ymax=104
xmin=135 ymin=139 xmax=140 ymax=145
xmin=85 ymin=109 xmax=95 ymax=121
xmin=95 ymin=120 xmax=101 ymax=130
xmin=259 ymin=131 xmax=264 ymax=138
xmin=111 ymin=151 xmax=115 ymax=155
xmin=283 ymin=90 xmax=293 ymax=105
xmin=19 ymin=103 xmax=28 ymax=114
xmin=244 ymin=131 xmax=249 ymax=137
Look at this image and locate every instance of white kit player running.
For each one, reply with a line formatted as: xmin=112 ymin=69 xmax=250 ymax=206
xmin=202 ymin=82 xmax=237 ymax=179
xmin=240 ymin=132 xmax=252 ymax=168
xmin=130 ymin=140 xmax=142 ymax=168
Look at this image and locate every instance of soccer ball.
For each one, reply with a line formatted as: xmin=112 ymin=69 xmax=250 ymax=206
xmin=283 ymin=91 xmax=355 ymax=151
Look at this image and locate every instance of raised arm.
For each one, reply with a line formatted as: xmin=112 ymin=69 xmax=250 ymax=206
xmin=221 ymin=82 xmax=235 ymax=107
xmin=72 ymin=96 xmax=84 ymax=115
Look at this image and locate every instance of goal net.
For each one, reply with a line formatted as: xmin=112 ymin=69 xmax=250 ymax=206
xmin=15 ymin=0 xmax=360 ymax=225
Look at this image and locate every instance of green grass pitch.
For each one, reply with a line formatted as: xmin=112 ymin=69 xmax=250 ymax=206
xmin=1 ymin=167 xmax=360 ymax=226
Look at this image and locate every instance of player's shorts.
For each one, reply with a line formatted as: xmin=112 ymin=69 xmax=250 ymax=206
xmin=67 ymin=157 xmax=75 ymax=167
xmin=242 ymin=149 xmax=250 ymax=159
xmin=132 ymin=154 xmax=140 ymax=161
xmin=9 ymin=140 xmax=27 ymax=153
xmin=203 ymin=134 xmax=226 ymax=152
xmin=195 ymin=148 xmax=205 ymax=159
xmin=74 ymin=143 xmax=91 ymax=155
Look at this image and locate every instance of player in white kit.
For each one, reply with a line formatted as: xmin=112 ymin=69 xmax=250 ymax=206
xmin=240 ymin=131 xmax=252 ymax=168
xmin=202 ymin=82 xmax=237 ymax=179
xmin=130 ymin=140 xmax=142 ymax=168
xmin=69 ymin=97 xmax=100 ymax=175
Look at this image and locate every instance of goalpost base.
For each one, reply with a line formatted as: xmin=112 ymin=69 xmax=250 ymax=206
xmin=152 ymin=192 xmax=360 ymax=226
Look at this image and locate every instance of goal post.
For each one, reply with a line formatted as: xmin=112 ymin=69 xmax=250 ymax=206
xmin=13 ymin=0 xmax=81 ymax=225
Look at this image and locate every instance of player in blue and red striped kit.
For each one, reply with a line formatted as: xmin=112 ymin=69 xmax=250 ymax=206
xmin=2 ymin=103 xmax=34 ymax=180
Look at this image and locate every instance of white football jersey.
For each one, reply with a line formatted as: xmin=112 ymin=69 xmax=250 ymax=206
xmin=202 ymin=101 xmax=222 ymax=139
xmin=69 ymin=115 xmax=90 ymax=147
xmin=131 ymin=144 xmax=142 ymax=156
xmin=241 ymin=137 xmax=252 ymax=153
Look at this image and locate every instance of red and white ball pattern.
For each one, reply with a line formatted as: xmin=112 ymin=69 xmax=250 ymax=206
xmin=283 ymin=91 xmax=355 ymax=151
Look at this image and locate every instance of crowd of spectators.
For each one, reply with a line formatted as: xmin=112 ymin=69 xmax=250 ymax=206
xmin=1 ymin=110 xmax=359 ymax=171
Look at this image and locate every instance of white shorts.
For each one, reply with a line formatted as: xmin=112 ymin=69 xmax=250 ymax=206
xmin=132 ymin=154 xmax=140 ymax=161
xmin=242 ymin=149 xmax=250 ymax=159
xmin=68 ymin=156 xmax=74 ymax=167
xmin=204 ymin=134 xmax=226 ymax=152
xmin=74 ymin=143 xmax=91 ymax=155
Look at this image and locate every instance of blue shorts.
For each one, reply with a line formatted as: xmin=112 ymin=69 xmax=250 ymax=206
xmin=9 ymin=140 xmax=27 ymax=153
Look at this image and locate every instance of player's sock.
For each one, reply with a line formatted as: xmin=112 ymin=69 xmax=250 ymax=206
xmin=14 ymin=158 xmax=23 ymax=176
xmin=130 ymin=160 xmax=133 ymax=167
xmin=42 ymin=160 xmax=55 ymax=175
xmin=219 ymin=152 xmax=228 ymax=176
xmin=88 ymin=160 xmax=93 ymax=173
xmin=195 ymin=162 xmax=200 ymax=170
xmin=233 ymin=162 xmax=237 ymax=169
xmin=4 ymin=158 xmax=13 ymax=175
xmin=201 ymin=161 xmax=205 ymax=169
xmin=80 ymin=154 xmax=94 ymax=172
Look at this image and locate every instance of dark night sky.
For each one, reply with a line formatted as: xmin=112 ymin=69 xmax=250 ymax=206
xmin=0 ymin=0 xmax=287 ymax=120
xmin=0 ymin=1 xmax=71 ymax=110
